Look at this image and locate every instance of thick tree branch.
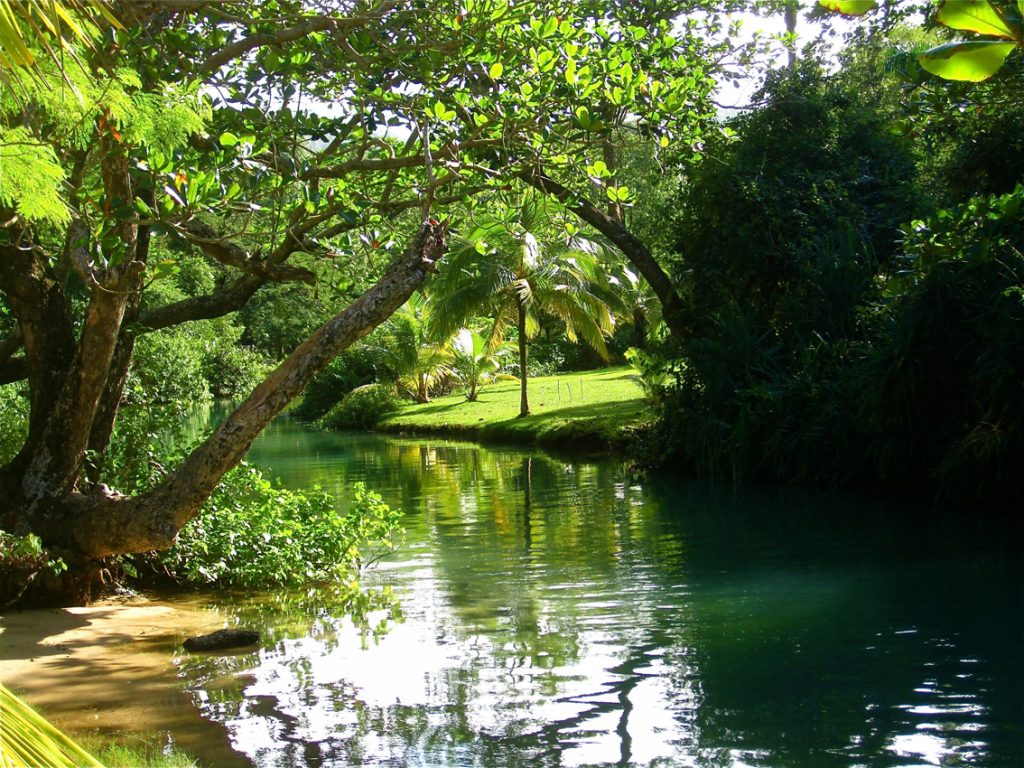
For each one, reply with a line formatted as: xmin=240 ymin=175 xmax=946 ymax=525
xmin=199 ymin=2 xmax=398 ymax=76
xmin=134 ymin=273 xmax=264 ymax=333
xmin=62 ymin=221 xmax=448 ymax=557
xmin=179 ymin=220 xmax=317 ymax=284
xmin=518 ymin=166 xmax=687 ymax=340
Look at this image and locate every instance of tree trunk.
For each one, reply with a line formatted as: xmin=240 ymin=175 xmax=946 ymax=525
xmin=518 ymin=296 xmax=529 ymax=417
xmin=40 ymin=222 xmax=446 ymax=559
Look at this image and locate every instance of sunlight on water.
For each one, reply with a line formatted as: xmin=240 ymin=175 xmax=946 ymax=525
xmin=164 ymin=421 xmax=1021 ymax=768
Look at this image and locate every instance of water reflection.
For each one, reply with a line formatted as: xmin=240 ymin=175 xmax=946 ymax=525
xmin=173 ymin=419 xmax=1021 ymax=768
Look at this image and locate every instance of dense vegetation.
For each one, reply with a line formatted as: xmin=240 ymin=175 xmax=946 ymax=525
xmin=0 ymin=0 xmax=1021 ymax=604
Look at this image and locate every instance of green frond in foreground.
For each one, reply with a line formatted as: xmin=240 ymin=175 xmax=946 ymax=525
xmin=0 ymin=683 xmax=105 ymax=768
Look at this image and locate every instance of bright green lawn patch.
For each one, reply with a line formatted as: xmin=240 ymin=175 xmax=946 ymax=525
xmin=378 ymin=367 xmax=650 ymax=452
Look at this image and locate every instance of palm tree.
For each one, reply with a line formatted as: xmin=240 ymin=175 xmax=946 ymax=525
xmin=450 ymin=327 xmax=515 ymax=401
xmin=429 ymin=193 xmax=615 ymax=417
xmin=371 ymin=292 xmax=452 ymax=404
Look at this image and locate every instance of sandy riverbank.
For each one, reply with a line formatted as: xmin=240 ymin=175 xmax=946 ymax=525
xmin=0 ymin=597 xmax=248 ymax=766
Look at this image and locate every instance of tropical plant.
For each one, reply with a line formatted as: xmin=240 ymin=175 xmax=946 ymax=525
xmin=429 ymin=194 xmax=615 ymax=416
xmin=0 ymin=0 xmax=119 ymax=97
xmin=0 ymin=683 xmax=104 ymax=767
xmin=372 ymin=293 xmax=452 ymax=403
xmin=450 ymin=327 xmax=516 ymax=401
xmin=161 ymin=471 xmax=402 ymax=588
xmin=319 ymin=382 xmax=403 ymax=431
xmin=820 ymin=0 xmax=1024 ymax=81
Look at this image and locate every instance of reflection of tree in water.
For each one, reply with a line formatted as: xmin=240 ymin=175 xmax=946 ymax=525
xmin=180 ymin=423 xmax=1021 ymax=768
xmin=180 ymin=428 xmax=711 ymax=767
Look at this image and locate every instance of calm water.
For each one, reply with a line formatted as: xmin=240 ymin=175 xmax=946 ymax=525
xmin=173 ymin=416 xmax=1021 ymax=768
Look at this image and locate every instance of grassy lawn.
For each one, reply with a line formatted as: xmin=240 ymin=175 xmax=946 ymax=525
xmin=378 ymin=366 xmax=650 ymax=452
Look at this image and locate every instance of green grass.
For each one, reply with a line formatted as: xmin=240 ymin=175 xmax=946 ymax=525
xmin=378 ymin=366 xmax=650 ymax=452
xmin=79 ymin=734 xmax=199 ymax=768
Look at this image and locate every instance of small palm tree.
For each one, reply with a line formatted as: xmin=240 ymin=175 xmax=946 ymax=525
xmin=451 ymin=327 xmax=516 ymax=401
xmin=430 ymin=193 xmax=615 ymax=417
xmin=371 ymin=292 xmax=452 ymax=403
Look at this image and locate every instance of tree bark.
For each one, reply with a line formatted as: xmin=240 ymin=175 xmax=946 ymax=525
xmin=518 ymin=295 xmax=529 ymax=417
xmin=518 ymin=167 xmax=687 ymax=341
xmin=50 ymin=222 xmax=446 ymax=559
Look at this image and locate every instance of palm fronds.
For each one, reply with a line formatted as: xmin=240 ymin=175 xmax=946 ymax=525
xmin=0 ymin=683 xmax=105 ymax=768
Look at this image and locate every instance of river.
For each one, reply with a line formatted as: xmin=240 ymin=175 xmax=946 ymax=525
xmin=177 ymin=417 xmax=1021 ymax=767
xmin=6 ymin=416 xmax=1022 ymax=767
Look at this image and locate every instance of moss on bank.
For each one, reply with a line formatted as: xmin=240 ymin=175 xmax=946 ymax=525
xmin=377 ymin=367 xmax=650 ymax=453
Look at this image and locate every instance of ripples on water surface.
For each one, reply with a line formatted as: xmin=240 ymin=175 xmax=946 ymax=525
xmin=173 ymin=416 xmax=1021 ymax=768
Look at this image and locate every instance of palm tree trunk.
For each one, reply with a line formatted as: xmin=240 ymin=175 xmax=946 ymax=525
xmin=518 ymin=297 xmax=529 ymax=417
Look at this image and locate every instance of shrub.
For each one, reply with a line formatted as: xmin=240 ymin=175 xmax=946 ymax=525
xmin=293 ymin=346 xmax=381 ymax=421
xmin=318 ymin=383 xmax=401 ymax=430
xmin=158 ymin=467 xmax=402 ymax=588
xmin=126 ymin=328 xmax=210 ymax=406
xmin=202 ymin=343 xmax=267 ymax=398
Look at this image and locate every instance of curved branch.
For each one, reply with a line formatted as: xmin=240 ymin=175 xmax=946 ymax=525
xmin=62 ymin=221 xmax=448 ymax=557
xmin=199 ymin=2 xmax=398 ymax=76
xmin=179 ymin=220 xmax=316 ymax=284
xmin=518 ymin=166 xmax=687 ymax=340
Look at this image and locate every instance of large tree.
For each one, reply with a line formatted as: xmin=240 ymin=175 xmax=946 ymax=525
xmin=0 ymin=0 xmax=733 ymax=591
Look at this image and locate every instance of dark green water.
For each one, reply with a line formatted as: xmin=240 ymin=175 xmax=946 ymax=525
xmin=177 ymin=416 xmax=1022 ymax=768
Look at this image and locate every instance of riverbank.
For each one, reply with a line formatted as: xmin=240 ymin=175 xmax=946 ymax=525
xmin=376 ymin=367 xmax=651 ymax=453
xmin=0 ymin=598 xmax=250 ymax=767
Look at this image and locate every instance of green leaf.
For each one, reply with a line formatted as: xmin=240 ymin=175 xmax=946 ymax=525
xmin=575 ymin=106 xmax=591 ymax=129
xmin=565 ymin=57 xmax=577 ymax=85
xmin=817 ymin=0 xmax=877 ymax=15
xmin=918 ymin=40 xmax=1016 ymax=81
xmin=219 ymin=131 xmax=239 ymax=147
xmin=935 ymin=0 xmax=1018 ymax=39
xmin=432 ymin=101 xmax=456 ymax=120
xmin=488 ymin=61 xmax=503 ymax=79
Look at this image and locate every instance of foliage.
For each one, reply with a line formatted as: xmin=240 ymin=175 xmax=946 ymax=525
xmin=0 ymin=383 xmax=27 ymax=465
xmin=671 ymin=62 xmax=917 ymax=340
xmin=318 ymin=383 xmax=403 ymax=431
xmin=84 ymin=738 xmax=197 ymax=768
xmin=238 ymin=283 xmax=332 ymax=360
xmin=863 ymin=186 xmax=1024 ymax=497
xmin=0 ymin=126 xmax=69 ymax=225
xmin=624 ymin=346 xmax=676 ymax=406
xmin=0 ymin=530 xmax=67 ymax=608
xmin=450 ymin=327 xmax=516 ymax=401
xmin=0 ymin=683 xmax=104 ymax=768
xmin=819 ymin=0 xmax=1024 ymax=81
xmin=125 ymin=328 xmax=210 ymax=407
xmin=371 ymin=293 xmax=453 ymax=404
xmin=160 ymin=472 xmax=402 ymax=589
xmin=648 ymin=187 xmax=1024 ymax=500
xmin=293 ymin=346 xmax=382 ymax=421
